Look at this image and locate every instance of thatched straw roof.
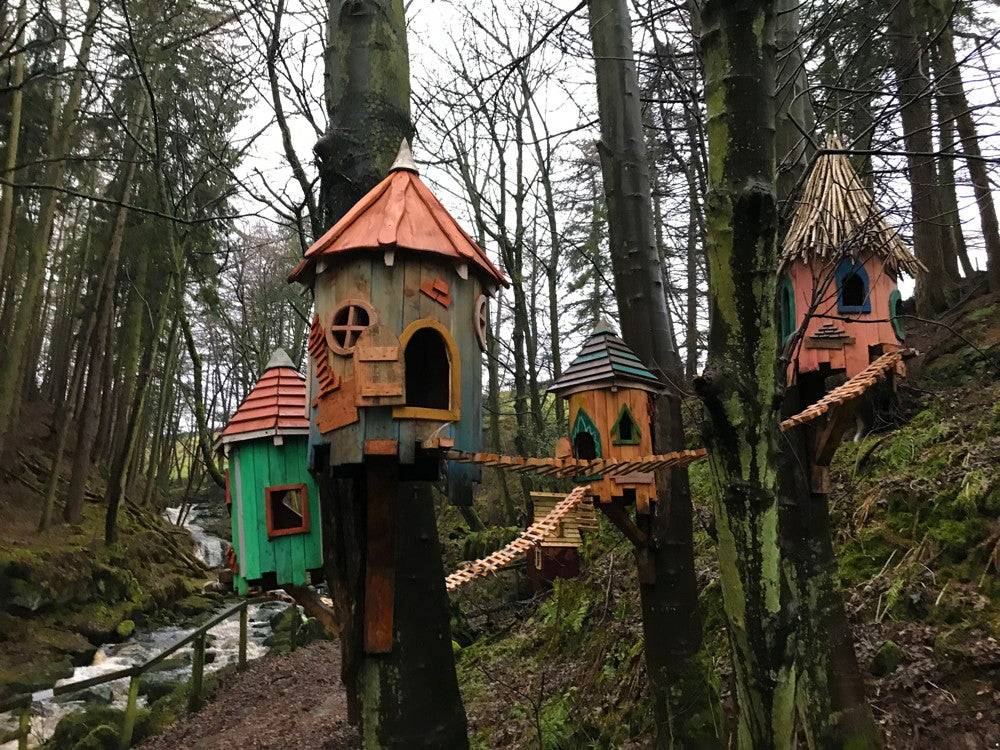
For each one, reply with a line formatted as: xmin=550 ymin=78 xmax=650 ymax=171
xmin=781 ymin=135 xmax=922 ymax=277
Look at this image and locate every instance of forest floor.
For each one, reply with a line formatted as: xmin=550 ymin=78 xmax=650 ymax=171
xmin=0 ymin=409 xmax=218 ymax=704
xmin=138 ymin=639 xmax=356 ymax=750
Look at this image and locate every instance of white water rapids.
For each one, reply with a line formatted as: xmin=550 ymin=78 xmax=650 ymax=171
xmin=0 ymin=502 xmax=290 ymax=749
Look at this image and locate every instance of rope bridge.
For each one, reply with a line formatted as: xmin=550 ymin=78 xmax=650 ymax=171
xmin=779 ymin=350 xmax=902 ymax=431
xmin=445 ymin=448 xmax=707 ymax=478
xmin=445 ymin=485 xmax=590 ymax=590
xmin=444 ymin=354 xmax=900 ymax=591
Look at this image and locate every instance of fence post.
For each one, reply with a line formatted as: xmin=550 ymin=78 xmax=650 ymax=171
xmin=238 ymin=602 xmax=248 ymax=671
xmin=119 ymin=674 xmax=141 ymax=749
xmin=17 ymin=708 xmax=29 ymax=750
xmin=189 ymin=632 xmax=205 ymax=712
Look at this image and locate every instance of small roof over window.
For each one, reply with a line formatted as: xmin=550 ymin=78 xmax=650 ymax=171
xmin=289 ymin=140 xmax=508 ymax=287
xmin=217 ymin=349 xmax=309 ymax=447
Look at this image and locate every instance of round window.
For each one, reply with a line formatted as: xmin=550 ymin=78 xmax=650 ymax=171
xmin=327 ymin=300 xmax=375 ymax=354
xmin=474 ymin=294 xmax=488 ymax=351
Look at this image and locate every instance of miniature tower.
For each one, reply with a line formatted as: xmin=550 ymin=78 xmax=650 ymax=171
xmin=216 ymin=349 xmax=321 ymax=594
xmin=288 ymin=140 xmax=507 ymax=503
xmin=780 ymin=135 xmax=921 ymax=395
xmin=548 ymin=322 xmax=665 ymax=514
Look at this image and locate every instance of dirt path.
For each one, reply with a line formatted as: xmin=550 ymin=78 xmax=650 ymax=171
xmin=140 ymin=640 xmax=358 ymax=749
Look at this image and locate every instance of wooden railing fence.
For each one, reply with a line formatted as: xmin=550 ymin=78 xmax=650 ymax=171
xmin=0 ymin=597 xmax=265 ymax=750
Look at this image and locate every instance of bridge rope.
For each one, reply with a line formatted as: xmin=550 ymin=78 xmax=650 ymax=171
xmin=445 ymin=448 xmax=707 ymax=478
xmin=445 ymin=485 xmax=590 ymax=591
xmin=779 ymin=350 xmax=902 ymax=431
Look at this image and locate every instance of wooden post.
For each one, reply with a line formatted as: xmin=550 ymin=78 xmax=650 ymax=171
xmin=189 ymin=633 xmax=205 ymax=712
xmin=17 ymin=708 xmax=29 ymax=750
xmin=364 ymin=460 xmax=396 ymax=653
xmin=118 ymin=675 xmax=141 ymax=749
xmin=238 ymin=602 xmax=248 ymax=671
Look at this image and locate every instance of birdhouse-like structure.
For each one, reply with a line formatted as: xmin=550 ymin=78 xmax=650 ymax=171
xmin=780 ymin=135 xmax=921 ymax=393
xmin=217 ymin=350 xmax=322 ymax=595
xmin=288 ymin=141 xmax=507 ymax=503
xmin=548 ymin=324 xmax=665 ymax=514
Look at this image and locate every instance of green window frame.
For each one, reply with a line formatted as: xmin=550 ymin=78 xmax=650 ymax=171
xmin=889 ymin=289 xmax=905 ymax=341
xmin=611 ymin=404 xmax=641 ymax=445
xmin=571 ymin=408 xmax=602 ymax=458
xmin=778 ymin=274 xmax=796 ymax=343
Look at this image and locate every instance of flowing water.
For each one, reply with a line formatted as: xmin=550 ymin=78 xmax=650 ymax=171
xmin=0 ymin=502 xmax=290 ymax=749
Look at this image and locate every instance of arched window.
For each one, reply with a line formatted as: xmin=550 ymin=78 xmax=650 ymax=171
xmin=778 ymin=275 xmax=796 ymax=343
xmin=611 ymin=404 xmax=641 ymax=445
xmin=835 ymin=258 xmax=871 ymax=313
xmin=889 ymin=289 xmax=905 ymax=340
xmin=392 ymin=318 xmax=461 ymax=421
xmin=571 ymin=409 xmax=602 ymax=460
xmin=404 ymin=327 xmax=450 ymax=409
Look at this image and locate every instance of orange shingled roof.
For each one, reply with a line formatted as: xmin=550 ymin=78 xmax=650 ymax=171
xmin=218 ymin=362 xmax=309 ymax=445
xmin=288 ymin=146 xmax=507 ymax=286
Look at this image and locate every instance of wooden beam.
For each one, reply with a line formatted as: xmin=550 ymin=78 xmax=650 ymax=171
xmin=813 ymin=401 xmax=856 ymax=467
xmin=597 ymin=501 xmax=648 ymax=549
xmin=364 ymin=462 xmax=396 ymax=654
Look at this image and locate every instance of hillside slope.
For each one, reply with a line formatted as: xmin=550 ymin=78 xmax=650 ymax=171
xmin=448 ymin=289 xmax=1000 ymax=749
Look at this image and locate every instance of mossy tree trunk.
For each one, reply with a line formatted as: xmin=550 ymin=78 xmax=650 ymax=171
xmin=697 ymin=2 xmax=879 ymax=747
xmin=316 ymin=4 xmax=467 ymax=746
xmin=587 ymin=0 xmax=717 ymax=745
xmin=316 ymin=0 xmax=414 ymax=228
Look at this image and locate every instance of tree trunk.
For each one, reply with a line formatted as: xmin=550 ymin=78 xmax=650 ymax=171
xmin=180 ymin=307 xmax=226 ymax=489
xmin=65 ymin=100 xmax=145 ymax=522
xmin=888 ymin=0 xmax=952 ymax=314
xmin=0 ymin=0 xmax=99 ymax=452
xmin=587 ymin=1 xmax=715 ymax=745
xmin=934 ymin=95 xmax=974 ymax=277
xmin=933 ymin=28 xmax=1000 ymax=289
xmin=316 ymin=0 xmax=414 ymax=228
xmin=0 ymin=0 xmax=28 ymax=279
xmin=696 ymin=2 xmax=880 ymax=747
xmin=317 ymin=4 xmax=467 ymax=744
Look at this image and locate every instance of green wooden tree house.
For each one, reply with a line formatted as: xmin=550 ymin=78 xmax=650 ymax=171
xmin=216 ymin=349 xmax=322 ymax=594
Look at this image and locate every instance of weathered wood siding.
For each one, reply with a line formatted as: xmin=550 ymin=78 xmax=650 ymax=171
xmin=308 ymin=252 xmax=485 ymax=487
xmin=229 ymin=436 xmax=322 ymax=593
xmin=788 ymin=256 xmax=906 ymax=381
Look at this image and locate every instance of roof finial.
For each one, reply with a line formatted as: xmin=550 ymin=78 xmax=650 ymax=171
xmin=264 ymin=348 xmax=296 ymax=371
xmin=389 ymin=139 xmax=419 ymax=174
xmin=592 ymin=318 xmax=618 ymax=336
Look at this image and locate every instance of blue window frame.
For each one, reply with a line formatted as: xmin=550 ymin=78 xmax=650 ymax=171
xmin=835 ymin=258 xmax=871 ymax=314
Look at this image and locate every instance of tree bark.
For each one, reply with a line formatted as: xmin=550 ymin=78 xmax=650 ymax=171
xmin=697 ymin=2 xmax=880 ymax=747
xmin=0 ymin=0 xmax=98 ymax=452
xmin=316 ymin=0 xmax=413 ymax=228
xmin=587 ymin=0 xmax=716 ymax=745
xmin=933 ymin=28 xmax=1000 ymax=289
xmin=888 ymin=0 xmax=953 ymax=314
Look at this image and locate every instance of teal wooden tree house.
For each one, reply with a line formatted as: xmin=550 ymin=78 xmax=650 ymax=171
xmin=217 ymin=349 xmax=322 ymax=594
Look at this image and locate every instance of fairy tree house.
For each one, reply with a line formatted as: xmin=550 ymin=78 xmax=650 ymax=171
xmin=548 ymin=323 xmax=665 ymax=515
xmin=288 ymin=141 xmax=507 ymax=654
xmin=780 ymin=135 xmax=922 ymax=402
xmin=289 ymin=141 xmax=506 ymax=500
xmin=216 ymin=349 xmax=321 ymax=595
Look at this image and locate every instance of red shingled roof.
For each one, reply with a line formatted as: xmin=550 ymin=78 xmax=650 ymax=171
xmin=288 ymin=146 xmax=507 ymax=286
xmin=218 ymin=363 xmax=309 ymax=446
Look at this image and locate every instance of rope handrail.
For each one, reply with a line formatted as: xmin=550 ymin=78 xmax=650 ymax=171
xmin=445 ymin=485 xmax=591 ymax=591
xmin=779 ymin=350 xmax=902 ymax=432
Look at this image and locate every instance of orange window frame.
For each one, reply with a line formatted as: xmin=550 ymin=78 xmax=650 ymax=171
xmin=264 ymin=482 xmax=311 ymax=538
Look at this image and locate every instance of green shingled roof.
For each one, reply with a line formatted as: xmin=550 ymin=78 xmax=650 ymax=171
xmin=548 ymin=323 xmax=664 ymax=395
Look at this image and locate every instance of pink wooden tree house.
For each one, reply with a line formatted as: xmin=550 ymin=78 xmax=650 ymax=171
xmin=779 ymin=136 xmax=922 ymax=403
